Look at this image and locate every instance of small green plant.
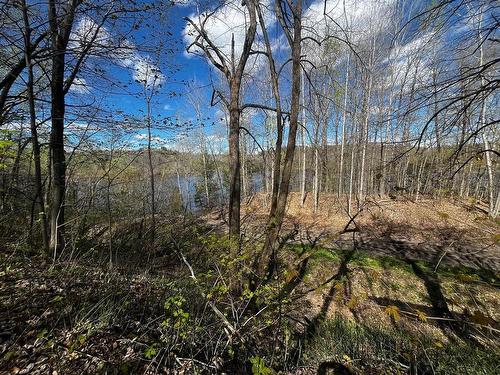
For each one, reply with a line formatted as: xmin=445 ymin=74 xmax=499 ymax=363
xmin=162 ymin=295 xmax=190 ymax=338
xmin=250 ymin=356 xmax=273 ymax=375
xmin=144 ymin=344 xmax=159 ymax=359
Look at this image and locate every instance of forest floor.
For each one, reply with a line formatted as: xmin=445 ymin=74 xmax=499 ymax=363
xmin=1 ymin=195 xmax=499 ymax=374
xmin=241 ymin=193 xmax=500 ymax=270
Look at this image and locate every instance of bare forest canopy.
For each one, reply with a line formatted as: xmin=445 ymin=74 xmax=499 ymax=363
xmin=0 ymin=0 xmax=499 ymax=374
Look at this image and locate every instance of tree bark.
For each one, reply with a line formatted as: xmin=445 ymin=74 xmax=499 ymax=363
xmin=258 ymin=0 xmax=303 ymax=279
xmin=228 ymin=81 xmax=242 ymax=240
xmin=338 ymin=53 xmax=350 ymax=198
xmin=22 ymin=0 xmax=49 ymax=253
xmin=300 ymin=75 xmax=307 ymax=206
xmin=47 ymin=0 xmax=79 ymax=254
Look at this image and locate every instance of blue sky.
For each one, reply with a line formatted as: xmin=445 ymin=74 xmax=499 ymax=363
xmin=65 ymin=0 xmax=486 ymax=150
xmin=68 ymin=2 xmax=227 ymax=149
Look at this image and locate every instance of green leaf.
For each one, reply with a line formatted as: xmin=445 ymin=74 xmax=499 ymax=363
xmin=144 ymin=346 xmax=157 ymax=359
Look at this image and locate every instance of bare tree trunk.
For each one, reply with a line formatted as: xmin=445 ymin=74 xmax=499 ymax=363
xmin=22 ymin=0 xmax=48 ymax=253
xmin=432 ymin=68 xmax=441 ymax=152
xmin=146 ymin=98 xmax=156 ymax=244
xmin=228 ymin=80 xmax=241 ymax=240
xmin=313 ymin=132 xmax=319 ymax=213
xmin=47 ymin=0 xmax=79 ymax=254
xmin=48 ymin=41 xmax=67 ymax=254
xmin=186 ymin=1 xmax=257 ymax=247
xmin=348 ymin=139 xmax=356 ymax=217
xmin=259 ymin=0 xmax=302 ymax=279
xmin=359 ymin=38 xmax=375 ymax=204
xmin=106 ymin=174 xmax=113 ymax=268
xmin=264 ymin=117 xmax=272 ymax=198
xmin=478 ymin=13 xmax=496 ymax=218
xmin=338 ymin=53 xmax=350 ymax=198
xmin=321 ymin=118 xmax=328 ymax=193
xmin=415 ymin=154 xmax=428 ymax=202
xmin=201 ymin=134 xmax=210 ymax=206
xmin=241 ymin=133 xmax=248 ymax=200
xmin=482 ymin=133 xmax=495 ymax=217
xmin=493 ymin=190 xmax=500 ymax=219
xmin=300 ymin=75 xmax=307 ymax=206
xmin=380 ymin=95 xmax=392 ymax=197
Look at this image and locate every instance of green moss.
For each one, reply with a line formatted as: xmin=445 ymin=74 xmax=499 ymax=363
xmin=437 ymin=264 xmax=499 ymax=285
xmin=287 ymin=244 xmax=499 ymax=287
xmin=351 ymin=253 xmax=382 ymax=269
xmin=311 ymin=248 xmax=341 ymax=262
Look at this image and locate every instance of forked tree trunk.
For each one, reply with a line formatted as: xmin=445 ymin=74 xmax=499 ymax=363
xmin=258 ymin=0 xmax=303 ymax=279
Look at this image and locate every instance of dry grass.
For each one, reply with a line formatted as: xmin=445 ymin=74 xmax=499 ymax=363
xmin=242 ymin=193 xmax=500 ymax=365
xmin=241 ymin=193 xmax=500 ymax=270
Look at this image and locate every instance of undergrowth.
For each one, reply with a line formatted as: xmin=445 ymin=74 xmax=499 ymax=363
xmin=304 ymin=316 xmax=500 ymax=374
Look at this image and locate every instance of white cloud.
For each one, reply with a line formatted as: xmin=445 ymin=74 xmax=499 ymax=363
xmin=384 ymin=33 xmax=433 ymax=66
xmin=131 ymin=57 xmax=164 ymax=88
xmin=380 ymin=33 xmax=434 ymax=95
xmin=134 ymin=133 xmax=166 ymax=146
xmin=69 ymin=77 xmax=91 ymax=94
xmin=304 ymin=0 xmax=397 ymax=40
xmin=173 ymin=0 xmax=194 ymax=7
xmin=184 ymin=2 xmax=249 ymax=62
xmin=70 ymin=16 xmax=113 ymax=54
xmin=70 ymin=16 xmax=164 ymax=90
xmin=183 ymin=0 xmax=274 ymax=70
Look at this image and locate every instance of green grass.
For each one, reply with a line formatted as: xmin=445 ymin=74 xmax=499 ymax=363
xmin=304 ymin=316 xmax=500 ymax=374
xmin=286 ymin=244 xmax=499 ymax=286
xmin=310 ymin=248 xmax=342 ymax=262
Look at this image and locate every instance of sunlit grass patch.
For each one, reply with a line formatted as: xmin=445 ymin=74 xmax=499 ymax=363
xmin=304 ymin=315 xmax=500 ymax=374
xmin=310 ymin=248 xmax=342 ymax=262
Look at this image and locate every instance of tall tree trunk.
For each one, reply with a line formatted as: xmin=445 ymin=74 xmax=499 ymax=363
xmin=47 ymin=0 xmax=78 ymax=254
xmin=338 ymin=53 xmax=350 ymax=198
xmin=186 ymin=0 xmax=257 ymax=248
xmin=256 ymin=1 xmax=284 ymax=225
xmin=201 ymin=133 xmax=210 ymax=206
xmin=358 ymin=39 xmax=374 ymax=205
xmin=478 ymin=13 xmax=496 ymax=218
xmin=146 ymin=98 xmax=156 ymax=244
xmin=348 ymin=136 xmax=356 ymax=216
xmin=321 ymin=118 xmax=328 ymax=193
xmin=313 ymin=130 xmax=319 ymax=213
xmin=49 ymin=49 xmax=66 ymax=253
xmin=106 ymin=175 xmax=113 ymax=268
xmin=228 ymin=79 xmax=241 ymax=241
xmin=22 ymin=0 xmax=49 ymax=253
xmin=259 ymin=0 xmax=302 ymax=279
xmin=241 ymin=133 xmax=248 ymax=200
xmin=432 ymin=68 xmax=441 ymax=151
xmin=300 ymin=75 xmax=307 ymax=206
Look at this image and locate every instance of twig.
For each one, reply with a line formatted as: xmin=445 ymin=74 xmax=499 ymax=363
xmin=434 ymin=241 xmax=455 ymax=272
xmin=176 ymin=249 xmax=237 ymax=336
